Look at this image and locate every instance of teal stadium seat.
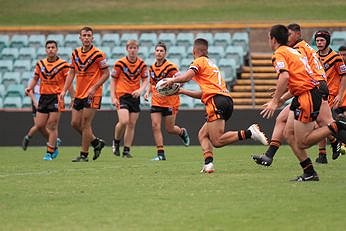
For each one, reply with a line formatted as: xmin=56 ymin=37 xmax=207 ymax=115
xmin=213 ymin=32 xmax=232 ymax=48
xmin=101 ymin=33 xmax=120 ymax=47
xmin=225 ymin=45 xmax=245 ymax=68
xmin=3 ymin=96 xmax=22 ymax=108
xmin=180 ymin=58 xmax=192 ymax=72
xmin=168 ymin=58 xmax=180 ymax=68
xmin=111 ymin=46 xmax=126 ymax=59
xmin=47 ymin=34 xmax=65 ymax=47
xmin=28 ymin=34 xmax=46 ymax=48
xmin=147 ymin=46 xmax=156 ymax=59
xmin=145 ymin=58 xmax=155 ymax=67
xmin=93 ymin=33 xmax=101 ymax=47
xmin=0 ymin=83 xmax=5 ymax=98
xmin=13 ymin=60 xmax=32 ymax=72
xmin=183 ymin=80 xmax=200 ymax=91
xmin=158 ymin=33 xmax=176 ymax=47
xmin=107 ymin=58 xmax=117 ymax=67
xmin=139 ymin=32 xmax=157 ymax=48
xmin=0 ymin=47 xmax=19 ymax=60
xmin=179 ymin=95 xmax=194 ymax=109
xmin=36 ymin=47 xmax=46 ymax=60
xmin=176 ymin=32 xmax=194 ymax=48
xmin=5 ymin=84 xmax=25 ymax=98
xmin=21 ymin=71 xmax=32 ymax=85
xmin=208 ymin=46 xmax=224 ymax=62
xmin=0 ymin=60 xmax=13 ymax=72
xmin=185 ymin=46 xmax=194 ymax=60
xmin=138 ymin=46 xmax=149 ymax=59
xmin=0 ymin=97 xmax=3 ymax=108
xmin=2 ymin=72 xmax=20 ymax=87
xmin=63 ymin=95 xmax=71 ymax=108
xmin=167 ymin=46 xmax=186 ymax=60
xmin=103 ymin=83 xmax=111 ymax=97
xmin=140 ymin=96 xmax=151 ymax=109
xmin=196 ymin=32 xmax=214 ymax=44
xmin=0 ymin=34 xmax=10 ymax=50
xmin=99 ymin=46 xmax=112 ymax=58
xmin=10 ymin=34 xmax=28 ymax=48
xmin=193 ymin=98 xmax=204 ymax=109
xmin=331 ymin=31 xmax=346 ymax=47
xmin=120 ymin=33 xmax=139 ymax=47
xmin=232 ymin=32 xmax=249 ymax=54
xmin=18 ymin=47 xmax=36 ymax=60
xmin=218 ymin=58 xmax=236 ymax=83
xmin=22 ymin=96 xmax=32 ymax=108
xmin=64 ymin=33 xmax=80 ymax=48
xmin=58 ymin=47 xmax=72 ymax=62
xmin=101 ymin=96 xmax=113 ymax=110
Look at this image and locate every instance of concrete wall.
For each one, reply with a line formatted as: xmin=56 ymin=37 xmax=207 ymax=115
xmin=0 ymin=109 xmax=278 ymax=147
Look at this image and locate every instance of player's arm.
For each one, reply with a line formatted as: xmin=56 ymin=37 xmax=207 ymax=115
xmin=144 ymin=79 xmax=152 ymax=101
xmin=261 ymin=71 xmax=289 ymax=119
xmin=165 ymin=69 xmax=195 ymax=87
xmin=87 ymin=67 xmax=110 ymax=98
xmin=25 ymin=76 xmax=39 ymax=96
xmin=179 ymin=88 xmax=202 ymax=99
xmin=335 ymin=74 xmax=346 ymax=108
xmin=60 ymin=68 xmax=75 ymax=100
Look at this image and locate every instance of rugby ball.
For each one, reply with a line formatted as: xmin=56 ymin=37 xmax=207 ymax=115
xmin=156 ymin=78 xmax=180 ymax=96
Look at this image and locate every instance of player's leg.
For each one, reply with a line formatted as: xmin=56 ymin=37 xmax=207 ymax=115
xmin=122 ymin=112 xmax=139 ymax=158
xmin=164 ymin=109 xmax=190 ymax=146
xmin=45 ymin=111 xmax=60 ymax=160
xmin=71 ymin=108 xmax=83 ymax=135
xmin=80 ymin=108 xmax=97 ymax=159
xmin=112 ymin=108 xmax=130 ymax=156
xmin=151 ymin=111 xmax=165 ymax=160
xmin=252 ymin=105 xmax=289 ymax=166
xmin=199 ymin=122 xmax=215 ymax=173
xmin=35 ymin=112 xmax=51 ymax=160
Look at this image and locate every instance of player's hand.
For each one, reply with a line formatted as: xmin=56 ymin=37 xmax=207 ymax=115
xmin=143 ymin=92 xmax=150 ymax=101
xmin=87 ymin=87 xmax=96 ymax=98
xmin=332 ymin=95 xmax=341 ymax=109
xmin=260 ymin=100 xmax=278 ymax=119
xmin=161 ymin=78 xmax=174 ymax=88
xmin=24 ymin=88 xmax=31 ymax=96
xmin=132 ymin=89 xmax=141 ymax=98
xmin=111 ymin=97 xmax=119 ymax=108
xmin=59 ymin=90 xmax=66 ymax=101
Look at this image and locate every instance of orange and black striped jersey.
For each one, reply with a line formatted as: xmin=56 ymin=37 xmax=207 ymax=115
xmin=189 ymin=56 xmax=230 ymax=104
xmin=34 ymin=57 xmax=69 ymax=94
xmin=111 ymin=56 xmax=148 ymax=99
xmin=293 ymin=40 xmax=326 ymax=82
xmin=317 ymin=49 xmax=346 ymax=97
xmin=272 ymin=45 xmax=317 ymax=96
xmin=149 ymin=59 xmax=180 ymax=108
xmin=70 ymin=45 xmax=108 ymax=98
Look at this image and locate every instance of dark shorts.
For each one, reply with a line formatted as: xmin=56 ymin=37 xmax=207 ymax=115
xmin=205 ymin=94 xmax=234 ymax=122
xmin=37 ymin=94 xmax=62 ymax=114
xmin=73 ymin=96 xmax=102 ymax=111
xmin=334 ymin=107 xmax=346 ymax=115
xmin=150 ymin=106 xmax=174 ymax=116
xmin=317 ymin=80 xmax=329 ymax=101
xmin=290 ymin=87 xmax=322 ymax=123
xmin=119 ymin=94 xmax=140 ymax=113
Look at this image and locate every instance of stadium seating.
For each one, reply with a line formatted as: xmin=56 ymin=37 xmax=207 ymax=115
xmin=58 ymin=47 xmax=72 ymax=62
xmin=0 ymin=47 xmax=19 ymax=60
xmin=101 ymin=96 xmax=113 ymax=110
xmin=213 ymin=32 xmax=232 ymax=47
xmin=179 ymin=95 xmax=194 ymax=108
xmin=21 ymin=71 xmax=32 ymax=86
xmin=10 ymin=34 xmax=29 ymax=48
xmin=64 ymin=33 xmax=80 ymax=48
xmin=21 ymin=96 xmax=32 ymax=108
xmin=232 ymin=32 xmax=249 ymax=53
xmin=167 ymin=46 xmax=186 ymax=60
xmin=140 ymin=96 xmax=151 ymax=109
xmin=138 ymin=46 xmax=149 ymax=59
xmin=111 ymin=46 xmax=125 ymax=59
xmin=93 ymin=33 xmax=101 ymax=47
xmin=3 ymin=96 xmax=22 ymax=108
xmin=196 ymin=32 xmax=214 ymax=44
xmin=218 ymin=58 xmax=236 ymax=82
xmin=192 ymin=98 xmax=204 ymax=109
xmin=158 ymin=33 xmax=176 ymax=47
xmin=18 ymin=47 xmax=36 ymax=60
xmin=331 ymin=31 xmax=346 ymax=47
xmin=0 ymin=60 xmax=13 ymax=72
xmin=180 ymin=58 xmax=192 ymax=71
xmin=13 ymin=60 xmax=32 ymax=73
xmin=176 ymin=32 xmax=194 ymax=48
xmin=36 ymin=47 xmax=46 ymax=60
xmin=145 ymin=58 xmax=155 ymax=66
xmin=0 ymin=34 xmax=10 ymax=50
xmin=0 ymin=97 xmax=3 ymax=108
xmin=99 ymin=46 xmax=112 ymax=58
xmin=0 ymin=84 xmax=5 ymax=97
xmin=28 ymin=34 xmax=46 ymax=48
xmin=5 ymin=84 xmax=25 ymax=98
xmin=224 ymin=45 xmax=245 ymax=68
xmin=2 ymin=72 xmax=20 ymax=87
xmin=101 ymin=33 xmax=120 ymax=47
xmin=139 ymin=32 xmax=157 ymax=47
xmin=208 ymin=46 xmax=224 ymax=62
xmin=120 ymin=33 xmax=139 ymax=46
xmin=47 ymin=34 xmax=64 ymax=47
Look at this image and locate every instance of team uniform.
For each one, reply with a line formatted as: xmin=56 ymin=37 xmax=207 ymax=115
xmin=149 ymin=59 xmax=180 ymax=116
xmin=189 ymin=56 xmax=233 ymax=122
xmin=34 ymin=58 xmax=69 ymax=113
xmin=70 ymin=45 xmax=108 ymax=110
xmin=272 ymin=46 xmax=322 ymax=123
xmin=317 ymin=49 xmax=346 ymax=108
xmin=111 ymin=56 xmax=148 ymax=112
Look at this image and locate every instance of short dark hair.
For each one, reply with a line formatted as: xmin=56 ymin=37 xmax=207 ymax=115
xmin=338 ymin=46 xmax=346 ymax=52
xmin=194 ymin=38 xmax=208 ymax=56
xmin=287 ymin=23 xmax=301 ymax=32
xmin=80 ymin=26 xmax=93 ymax=34
xmin=45 ymin=40 xmax=57 ymax=48
xmin=270 ymin=24 xmax=288 ymax=46
xmin=155 ymin=41 xmax=167 ymax=52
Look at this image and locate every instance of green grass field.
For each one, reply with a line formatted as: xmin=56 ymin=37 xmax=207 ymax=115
xmin=0 ymin=0 xmax=345 ymax=26
xmin=1 ymin=145 xmax=346 ymax=230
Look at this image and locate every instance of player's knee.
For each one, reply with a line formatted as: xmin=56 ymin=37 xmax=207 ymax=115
xmin=71 ymin=120 xmax=79 ymax=130
xmin=210 ymin=138 xmax=223 ymax=148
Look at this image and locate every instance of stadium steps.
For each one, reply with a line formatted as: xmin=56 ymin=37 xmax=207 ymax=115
xmin=231 ymin=52 xmax=276 ymax=108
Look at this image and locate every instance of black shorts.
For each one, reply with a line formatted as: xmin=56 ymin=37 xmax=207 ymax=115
xmin=73 ymin=96 xmax=102 ymax=111
xmin=334 ymin=107 xmax=346 ymax=115
xmin=318 ymin=80 xmax=329 ymax=101
xmin=150 ymin=106 xmax=173 ymax=116
xmin=205 ymin=94 xmax=234 ymax=122
xmin=119 ymin=94 xmax=140 ymax=113
xmin=37 ymin=94 xmax=60 ymax=114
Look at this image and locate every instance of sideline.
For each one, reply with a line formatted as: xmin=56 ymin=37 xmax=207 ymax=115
xmin=1 ymin=22 xmax=346 ymax=32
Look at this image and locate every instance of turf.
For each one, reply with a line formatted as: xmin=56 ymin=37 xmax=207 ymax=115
xmin=1 ymin=145 xmax=346 ymax=230
xmin=0 ymin=0 xmax=345 ymax=26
